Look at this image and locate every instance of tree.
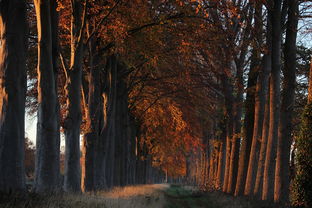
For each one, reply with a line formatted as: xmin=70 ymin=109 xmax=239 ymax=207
xmin=262 ymin=0 xmax=283 ymax=201
xmin=0 ymin=0 xmax=27 ymax=192
xmin=63 ymin=0 xmax=86 ymax=192
xmin=291 ymin=55 xmax=312 ymax=208
xmin=274 ymin=0 xmax=299 ymax=203
xmin=34 ymin=0 xmax=60 ymax=192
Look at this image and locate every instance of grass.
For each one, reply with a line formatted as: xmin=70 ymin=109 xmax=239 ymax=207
xmin=0 ymin=184 xmax=168 ymax=208
xmin=164 ymin=184 xmax=277 ymax=208
xmin=0 ymin=184 xmax=286 ymax=208
xmin=0 ymin=192 xmax=108 ymax=208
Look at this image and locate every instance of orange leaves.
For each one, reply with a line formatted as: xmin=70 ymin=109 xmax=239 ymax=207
xmin=131 ymin=95 xmax=202 ymax=177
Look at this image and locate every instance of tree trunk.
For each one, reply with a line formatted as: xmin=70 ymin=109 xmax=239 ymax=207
xmin=235 ymin=3 xmax=262 ymax=195
xmin=216 ymin=119 xmax=226 ymax=189
xmin=50 ymin=0 xmax=61 ymax=189
xmin=64 ymin=0 xmax=85 ymax=192
xmin=103 ymin=55 xmax=118 ymax=188
xmin=82 ymin=39 xmax=102 ymax=192
xmin=222 ymin=76 xmax=234 ymax=192
xmin=0 ymin=0 xmax=27 ymax=192
xmin=254 ymin=78 xmax=270 ymax=197
xmin=227 ymin=65 xmax=243 ymax=194
xmin=245 ymin=55 xmax=271 ymax=196
xmin=274 ymin=0 xmax=298 ymax=203
xmin=34 ymin=0 xmax=60 ymax=192
xmin=246 ymin=14 xmax=272 ymax=197
xmin=262 ymin=0 xmax=282 ymax=200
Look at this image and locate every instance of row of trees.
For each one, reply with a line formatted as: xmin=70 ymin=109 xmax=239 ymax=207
xmin=0 ymin=0 xmax=311 ymax=207
xmin=178 ymin=0 xmax=312 ymax=207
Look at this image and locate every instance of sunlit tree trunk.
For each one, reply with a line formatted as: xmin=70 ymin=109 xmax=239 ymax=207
xmin=235 ymin=3 xmax=262 ymax=196
xmin=244 ymin=56 xmax=271 ymax=196
xmin=274 ymin=0 xmax=298 ymax=203
xmin=34 ymin=0 xmax=60 ymax=192
xmin=254 ymin=77 xmax=270 ymax=198
xmin=64 ymin=0 xmax=85 ymax=192
xmin=216 ymin=118 xmax=226 ymax=189
xmin=246 ymin=14 xmax=272 ymax=197
xmin=82 ymin=38 xmax=102 ymax=191
xmin=227 ymin=65 xmax=243 ymax=194
xmin=0 ymin=0 xmax=27 ymax=192
xmin=262 ymin=0 xmax=282 ymax=200
xmin=222 ymin=76 xmax=234 ymax=192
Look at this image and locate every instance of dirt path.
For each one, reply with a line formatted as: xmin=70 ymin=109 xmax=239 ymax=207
xmin=98 ymin=184 xmax=170 ymax=208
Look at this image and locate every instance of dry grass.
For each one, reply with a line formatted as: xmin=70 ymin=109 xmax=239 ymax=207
xmin=0 ymin=184 xmax=281 ymax=208
xmin=0 ymin=184 xmax=169 ymax=208
xmin=204 ymin=191 xmax=275 ymax=208
xmin=94 ymin=184 xmax=168 ymax=208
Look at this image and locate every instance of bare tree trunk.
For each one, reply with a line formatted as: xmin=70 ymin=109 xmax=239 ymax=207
xmin=64 ymin=0 xmax=85 ymax=192
xmin=227 ymin=67 xmax=243 ymax=194
xmin=254 ymin=78 xmax=270 ymax=197
xmin=82 ymin=39 xmax=102 ymax=191
xmin=274 ymin=0 xmax=298 ymax=203
xmin=0 ymin=0 xmax=27 ymax=192
xmin=50 ymin=0 xmax=61 ymax=189
xmin=216 ymin=120 xmax=226 ymax=189
xmin=245 ymin=55 xmax=271 ymax=196
xmin=216 ymin=140 xmax=224 ymax=189
xmin=235 ymin=3 xmax=262 ymax=195
xmin=222 ymin=78 xmax=233 ymax=192
xmin=103 ymin=55 xmax=117 ymax=188
xmin=222 ymin=76 xmax=234 ymax=192
xmin=34 ymin=0 xmax=60 ymax=192
xmin=235 ymin=66 xmax=258 ymax=196
xmin=262 ymin=0 xmax=282 ymax=200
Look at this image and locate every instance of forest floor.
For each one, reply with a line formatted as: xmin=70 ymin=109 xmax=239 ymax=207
xmin=0 ymin=184 xmax=276 ymax=208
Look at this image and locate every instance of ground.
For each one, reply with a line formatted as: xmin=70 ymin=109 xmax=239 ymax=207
xmin=0 ymin=184 xmax=276 ymax=208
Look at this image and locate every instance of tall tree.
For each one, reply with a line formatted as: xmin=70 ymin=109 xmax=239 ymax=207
xmin=0 ymin=0 xmax=27 ymax=192
xmin=235 ymin=2 xmax=261 ymax=196
xmin=222 ymin=75 xmax=234 ymax=192
xmin=63 ymin=0 xmax=86 ymax=192
xmin=81 ymin=37 xmax=103 ymax=192
xmin=34 ymin=0 xmax=60 ymax=192
xmin=262 ymin=0 xmax=283 ymax=201
xmin=245 ymin=16 xmax=271 ymax=197
xmin=274 ymin=0 xmax=299 ymax=203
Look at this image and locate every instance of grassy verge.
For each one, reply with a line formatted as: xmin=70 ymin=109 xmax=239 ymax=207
xmin=164 ymin=184 xmax=212 ymax=208
xmin=0 ymin=192 xmax=108 ymax=208
xmin=0 ymin=184 xmax=168 ymax=208
xmin=164 ymin=184 xmax=277 ymax=208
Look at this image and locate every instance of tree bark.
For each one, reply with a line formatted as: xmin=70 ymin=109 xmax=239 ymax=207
xmin=262 ymin=0 xmax=282 ymax=200
xmin=235 ymin=3 xmax=262 ymax=195
xmin=227 ymin=65 xmax=243 ymax=194
xmin=103 ymin=55 xmax=118 ymax=188
xmin=274 ymin=0 xmax=298 ymax=203
xmin=64 ymin=0 xmax=85 ymax=192
xmin=254 ymin=77 xmax=270 ymax=198
xmin=0 ymin=0 xmax=27 ymax=192
xmin=82 ymin=39 xmax=102 ymax=192
xmin=244 ymin=55 xmax=271 ymax=196
xmin=222 ymin=75 xmax=234 ymax=192
xmin=34 ymin=0 xmax=60 ymax=192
